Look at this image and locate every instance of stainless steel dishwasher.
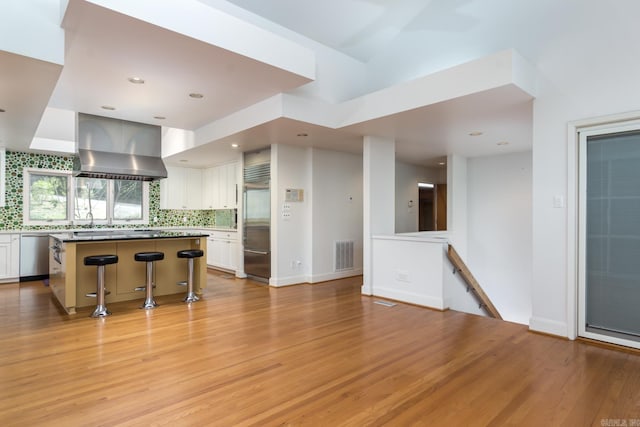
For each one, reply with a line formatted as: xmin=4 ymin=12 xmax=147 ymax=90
xmin=20 ymin=233 xmax=50 ymax=281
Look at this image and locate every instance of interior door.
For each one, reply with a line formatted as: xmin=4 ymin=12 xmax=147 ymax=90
xmin=578 ymin=122 xmax=640 ymax=349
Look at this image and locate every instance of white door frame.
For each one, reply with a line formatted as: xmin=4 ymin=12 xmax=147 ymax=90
xmin=568 ymin=111 xmax=640 ymax=348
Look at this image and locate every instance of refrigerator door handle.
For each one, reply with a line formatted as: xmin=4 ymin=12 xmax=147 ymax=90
xmin=244 ymin=249 xmax=269 ymax=255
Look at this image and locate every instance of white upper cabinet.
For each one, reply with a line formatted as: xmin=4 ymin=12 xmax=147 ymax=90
xmin=202 ymin=168 xmax=215 ymax=210
xmin=161 ymin=163 xmax=238 ymax=211
xmin=224 ymin=162 xmax=238 ymax=209
xmin=202 ymin=162 xmax=238 ymax=210
xmin=160 ymin=166 xmax=202 ymax=210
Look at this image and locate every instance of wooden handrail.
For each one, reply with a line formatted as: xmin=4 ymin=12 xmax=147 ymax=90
xmin=446 ymin=244 xmax=502 ymax=320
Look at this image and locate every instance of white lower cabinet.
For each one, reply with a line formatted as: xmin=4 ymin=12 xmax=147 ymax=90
xmin=0 ymin=234 xmax=20 ymax=282
xmin=206 ymin=230 xmax=237 ymax=271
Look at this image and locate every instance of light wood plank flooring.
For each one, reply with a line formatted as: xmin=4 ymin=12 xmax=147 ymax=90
xmin=1 ymin=273 xmax=639 ymax=426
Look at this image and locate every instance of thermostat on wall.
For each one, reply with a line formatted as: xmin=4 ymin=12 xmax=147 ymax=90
xmin=285 ymin=188 xmax=304 ymax=202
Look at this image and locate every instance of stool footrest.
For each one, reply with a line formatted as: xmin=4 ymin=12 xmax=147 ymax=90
xmin=86 ymin=290 xmax=111 ymax=297
xmin=134 ymin=284 xmax=156 ymax=291
xmin=177 ymin=281 xmax=187 ymax=286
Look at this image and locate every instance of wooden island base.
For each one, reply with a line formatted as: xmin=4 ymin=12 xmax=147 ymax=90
xmin=49 ymin=234 xmax=207 ymax=314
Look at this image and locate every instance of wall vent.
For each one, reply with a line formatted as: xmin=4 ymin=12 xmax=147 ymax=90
xmin=334 ymin=240 xmax=354 ymax=271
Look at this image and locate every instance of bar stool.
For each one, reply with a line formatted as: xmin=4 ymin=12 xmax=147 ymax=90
xmin=177 ymin=249 xmax=204 ymax=303
xmin=134 ymin=251 xmax=164 ymax=309
xmin=84 ymin=254 xmax=118 ymax=318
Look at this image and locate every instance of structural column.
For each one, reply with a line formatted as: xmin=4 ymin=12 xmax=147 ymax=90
xmin=446 ymin=154 xmax=468 ymax=258
xmin=362 ymin=136 xmax=395 ymax=295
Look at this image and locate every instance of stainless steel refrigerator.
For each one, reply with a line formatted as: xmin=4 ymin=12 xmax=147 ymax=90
xmin=243 ymin=150 xmax=271 ymax=281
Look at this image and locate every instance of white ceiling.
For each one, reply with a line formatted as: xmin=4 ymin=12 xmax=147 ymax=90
xmin=54 ymin=0 xmax=311 ymax=131
xmin=223 ymin=0 xmax=433 ymax=62
xmin=1 ymin=0 xmax=535 ymax=169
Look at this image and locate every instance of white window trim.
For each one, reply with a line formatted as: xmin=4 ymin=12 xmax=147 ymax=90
xmin=23 ymin=168 xmax=73 ymax=226
xmin=24 ymin=168 xmax=150 ymax=227
xmin=111 ymin=182 xmax=150 ymax=226
xmin=0 ymin=148 xmax=6 ymax=208
xmin=73 ymin=177 xmax=110 ymax=226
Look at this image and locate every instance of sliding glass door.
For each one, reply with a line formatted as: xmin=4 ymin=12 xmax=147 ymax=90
xmin=578 ymin=122 xmax=640 ymax=349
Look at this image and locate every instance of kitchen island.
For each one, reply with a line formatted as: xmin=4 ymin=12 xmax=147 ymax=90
xmin=49 ymin=230 xmax=208 ymax=314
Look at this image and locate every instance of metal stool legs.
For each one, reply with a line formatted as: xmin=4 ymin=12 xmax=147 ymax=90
xmin=84 ymin=254 xmax=117 ymax=318
xmin=90 ymin=264 xmax=110 ymax=317
xmin=140 ymin=261 xmax=158 ymax=309
xmin=180 ymin=258 xmax=199 ymax=303
xmin=134 ymin=252 xmax=163 ymax=310
xmin=177 ymin=249 xmax=203 ymax=303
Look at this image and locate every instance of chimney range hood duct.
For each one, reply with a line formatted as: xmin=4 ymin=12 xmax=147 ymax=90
xmin=73 ymin=113 xmax=167 ymax=181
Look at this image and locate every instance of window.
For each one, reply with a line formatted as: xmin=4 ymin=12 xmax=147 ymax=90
xmin=74 ymin=177 xmax=108 ymax=222
xmin=24 ymin=170 xmax=71 ymax=225
xmin=113 ymin=180 xmax=144 ymax=221
xmin=24 ymin=169 xmax=149 ymax=226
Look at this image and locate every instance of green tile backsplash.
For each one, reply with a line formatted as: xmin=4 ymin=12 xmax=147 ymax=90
xmin=1 ymin=150 xmax=215 ymax=231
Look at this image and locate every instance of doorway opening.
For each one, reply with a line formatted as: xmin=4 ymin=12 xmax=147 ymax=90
xmin=418 ymin=183 xmax=447 ymax=231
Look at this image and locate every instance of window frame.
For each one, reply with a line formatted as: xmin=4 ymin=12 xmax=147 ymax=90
xmin=23 ymin=168 xmax=150 ymax=226
xmin=111 ymin=180 xmax=149 ymax=225
xmin=23 ymin=168 xmax=73 ymax=226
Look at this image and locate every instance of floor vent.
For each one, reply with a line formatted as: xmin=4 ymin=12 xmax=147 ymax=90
xmin=374 ymin=300 xmax=397 ymax=307
xmin=334 ymin=240 xmax=354 ymax=271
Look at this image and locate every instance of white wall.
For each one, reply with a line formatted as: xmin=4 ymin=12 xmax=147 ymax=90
xmin=447 ymin=155 xmax=468 ymax=258
xmin=340 ymin=0 xmax=640 ymax=336
xmin=311 ymin=148 xmax=363 ymax=282
xmin=372 ymin=236 xmax=448 ymax=309
xmin=271 ymin=144 xmax=311 ymax=286
xmin=466 ymin=151 xmax=532 ymax=325
xmin=530 ymin=1 xmax=640 ymax=337
xmin=362 ymin=136 xmax=395 ymax=295
xmin=271 ymin=144 xmax=363 ymax=286
xmin=395 ymin=161 xmax=446 ymax=233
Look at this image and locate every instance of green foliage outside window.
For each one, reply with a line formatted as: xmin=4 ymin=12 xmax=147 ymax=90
xmin=29 ymin=175 xmax=68 ymax=220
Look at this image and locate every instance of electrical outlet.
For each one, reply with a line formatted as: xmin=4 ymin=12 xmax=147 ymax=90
xmin=396 ymin=270 xmax=410 ymax=282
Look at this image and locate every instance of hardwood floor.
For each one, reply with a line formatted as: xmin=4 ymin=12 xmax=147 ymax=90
xmin=1 ymin=273 xmax=639 ymax=426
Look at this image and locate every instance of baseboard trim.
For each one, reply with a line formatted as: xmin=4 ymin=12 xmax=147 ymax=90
xmin=529 ymin=316 xmax=567 ymax=338
xmin=372 ymin=287 xmax=445 ymax=311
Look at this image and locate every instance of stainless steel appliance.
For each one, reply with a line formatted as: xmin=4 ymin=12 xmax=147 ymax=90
xmin=20 ymin=233 xmax=50 ymax=281
xmin=243 ymin=149 xmax=271 ymax=281
xmin=73 ymin=113 xmax=167 ymax=181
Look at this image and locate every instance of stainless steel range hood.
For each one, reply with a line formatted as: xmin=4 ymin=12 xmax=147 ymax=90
xmin=73 ymin=113 xmax=167 ymax=181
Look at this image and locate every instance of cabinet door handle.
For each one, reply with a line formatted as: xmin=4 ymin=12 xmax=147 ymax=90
xmin=245 ymin=249 xmax=269 ymax=255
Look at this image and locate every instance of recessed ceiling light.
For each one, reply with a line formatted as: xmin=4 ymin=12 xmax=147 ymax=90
xmin=469 ymin=131 xmax=483 ymax=136
xmin=438 ymin=162 xmax=446 ymax=165
xmin=189 ymin=93 xmax=204 ymax=99
xmin=231 ymin=143 xmax=239 ymax=148
xmin=128 ymin=77 xmax=145 ymax=84
xmin=297 ymin=133 xmax=309 ymax=137
xmin=153 ymin=116 xmax=166 ymax=120
xmin=101 ymin=105 xmax=116 ymax=110
xmin=0 ymin=108 xmax=5 ymax=113
xmin=497 ymin=141 xmax=510 ymax=146
xmin=179 ymin=159 xmax=188 ymax=163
